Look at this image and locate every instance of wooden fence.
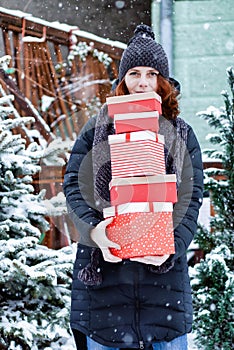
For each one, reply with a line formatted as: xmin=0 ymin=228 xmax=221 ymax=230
xmin=0 ymin=7 xmax=125 ymax=248
xmin=0 ymin=7 xmax=125 ymax=143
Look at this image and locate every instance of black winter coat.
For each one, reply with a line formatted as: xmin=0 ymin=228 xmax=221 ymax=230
xmin=63 ymin=114 xmax=204 ymax=349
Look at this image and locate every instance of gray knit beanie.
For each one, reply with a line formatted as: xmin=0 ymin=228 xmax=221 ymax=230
xmin=118 ymin=24 xmax=169 ymax=81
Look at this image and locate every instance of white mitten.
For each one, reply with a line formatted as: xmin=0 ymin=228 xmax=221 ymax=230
xmin=90 ymin=218 xmax=122 ymax=263
xmin=130 ymin=254 xmax=170 ymax=266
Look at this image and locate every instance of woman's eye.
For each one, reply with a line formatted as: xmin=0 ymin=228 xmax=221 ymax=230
xmin=150 ymin=72 xmax=158 ymax=77
xmin=129 ymin=71 xmax=138 ymax=76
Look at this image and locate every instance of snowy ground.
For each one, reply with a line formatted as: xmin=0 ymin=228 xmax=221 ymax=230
xmin=188 ymin=333 xmax=199 ymax=349
xmin=62 ymin=332 xmax=199 ymax=349
xmin=61 ymin=336 xmax=75 ymax=350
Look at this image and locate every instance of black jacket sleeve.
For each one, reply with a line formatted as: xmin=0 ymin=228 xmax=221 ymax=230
xmin=171 ymin=125 xmax=204 ymax=261
xmin=63 ymin=116 xmax=102 ymax=247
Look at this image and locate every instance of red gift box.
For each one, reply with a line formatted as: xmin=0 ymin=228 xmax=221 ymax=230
xmin=106 ymin=91 xmax=162 ymax=116
xmin=103 ymin=202 xmax=175 ymax=258
xmin=109 ymin=131 xmax=165 ymax=178
xmin=114 ymin=111 xmax=159 ymax=134
xmin=109 ymin=174 xmax=177 ymax=205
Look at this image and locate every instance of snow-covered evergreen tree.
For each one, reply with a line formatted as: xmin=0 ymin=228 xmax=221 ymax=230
xmin=191 ymin=67 xmax=234 ymax=350
xmin=0 ymin=81 xmax=75 ymax=349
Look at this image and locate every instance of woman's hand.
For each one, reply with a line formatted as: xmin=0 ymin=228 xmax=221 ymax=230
xmin=90 ymin=218 xmax=122 ymax=263
xmin=130 ymin=254 xmax=170 ymax=266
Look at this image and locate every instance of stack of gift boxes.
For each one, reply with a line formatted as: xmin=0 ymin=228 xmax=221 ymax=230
xmin=103 ymin=91 xmax=177 ymax=259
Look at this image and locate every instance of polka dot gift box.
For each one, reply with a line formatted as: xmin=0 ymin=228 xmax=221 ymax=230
xmin=103 ymin=202 xmax=175 ymax=259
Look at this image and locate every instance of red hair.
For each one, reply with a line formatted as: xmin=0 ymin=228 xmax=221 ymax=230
xmin=114 ymin=75 xmax=180 ymax=120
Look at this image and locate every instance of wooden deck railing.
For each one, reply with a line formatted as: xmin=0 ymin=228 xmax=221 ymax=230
xmin=0 ymin=7 xmax=126 ymax=248
xmin=0 ymin=7 xmax=125 ymax=142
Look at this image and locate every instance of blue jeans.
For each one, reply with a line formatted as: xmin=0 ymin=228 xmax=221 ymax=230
xmin=87 ymin=334 xmax=188 ymax=350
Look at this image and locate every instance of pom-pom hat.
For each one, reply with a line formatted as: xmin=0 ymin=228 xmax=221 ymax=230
xmin=118 ymin=24 xmax=170 ymax=82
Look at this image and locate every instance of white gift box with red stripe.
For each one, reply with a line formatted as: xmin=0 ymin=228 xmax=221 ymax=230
xmin=106 ymin=91 xmax=162 ymax=116
xmin=108 ymin=131 xmax=165 ymax=178
xmin=109 ymin=174 xmax=177 ymax=206
xmin=113 ymin=111 xmax=159 ymax=134
xmin=103 ymin=202 xmax=175 ymax=258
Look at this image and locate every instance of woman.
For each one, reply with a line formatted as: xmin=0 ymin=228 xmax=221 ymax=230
xmin=63 ymin=24 xmax=204 ymax=350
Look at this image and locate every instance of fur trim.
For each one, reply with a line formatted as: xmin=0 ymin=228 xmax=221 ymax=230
xmin=148 ymin=260 xmax=175 ymax=274
xmin=77 ymin=248 xmax=102 ymax=286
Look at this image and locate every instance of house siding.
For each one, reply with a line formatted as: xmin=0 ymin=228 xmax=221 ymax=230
xmin=0 ymin=0 xmax=151 ymax=44
xmin=173 ymin=0 xmax=234 ymax=149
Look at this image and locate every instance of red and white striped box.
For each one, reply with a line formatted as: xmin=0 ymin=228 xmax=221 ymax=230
xmin=108 ymin=131 xmax=165 ymax=178
xmin=103 ymin=202 xmax=175 ymax=258
xmin=106 ymin=91 xmax=162 ymax=116
xmin=109 ymin=174 xmax=177 ymax=206
xmin=113 ymin=111 xmax=159 ymax=134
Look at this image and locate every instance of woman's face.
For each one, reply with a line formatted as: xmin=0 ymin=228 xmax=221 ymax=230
xmin=124 ymin=66 xmax=159 ymax=94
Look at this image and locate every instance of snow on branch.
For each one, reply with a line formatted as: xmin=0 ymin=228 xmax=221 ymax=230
xmin=68 ymin=41 xmax=113 ymax=67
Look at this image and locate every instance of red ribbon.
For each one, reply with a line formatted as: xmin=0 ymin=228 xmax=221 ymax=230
xmin=125 ymin=132 xmax=131 ymax=142
xmin=149 ymin=202 xmax=154 ymax=212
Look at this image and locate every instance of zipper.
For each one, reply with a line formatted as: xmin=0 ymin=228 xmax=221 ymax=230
xmin=134 ymin=270 xmax=144 ymax=349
